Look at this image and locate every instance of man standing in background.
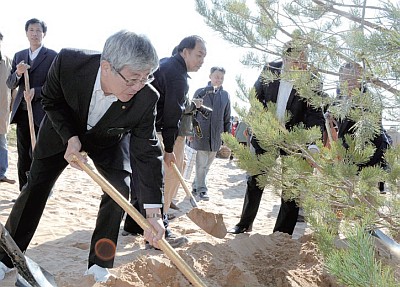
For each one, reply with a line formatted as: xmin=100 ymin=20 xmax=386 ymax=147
xmin=6 ymin=18 xmax=57 ymax=191
xmin=0 ymin=32 xmax=15 ymax=184
xmin=191 ymin=66 xmax=231 ymax=201
xmin=228 ymin=42 xmax=325 ymax=235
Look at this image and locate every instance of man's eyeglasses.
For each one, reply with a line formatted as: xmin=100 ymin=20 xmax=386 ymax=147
xmin=112 ymin=66 xmax=154 ymax=86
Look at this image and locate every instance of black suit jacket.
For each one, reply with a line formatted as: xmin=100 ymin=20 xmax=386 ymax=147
xmin=36 ymin=48 xmax=163 ymax=205
xmin=338 ymin=115 xmax=389 ymax=168
xmin=6 ymin=46 xmax=57 ymax=126
xmin=252 ymin=60 xmax=325 ymax=153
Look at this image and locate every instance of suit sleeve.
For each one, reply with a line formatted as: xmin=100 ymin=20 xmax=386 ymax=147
xmin=130 ymin=94 xmax=163 ymax=204
xmin=304 ymin=85 xmax=326 ymax=132
xmin=254 ymin=73 xmax=265 ymax=104
xmin=224 ymin=93 xmax=232 ymax=133
xmin=161 ymin=76 xmax=186 ymax=153
xmin=41 ymin=51 xmax=79 ymax=145
xmin=254 ymin=65 xmax=275 ymax=107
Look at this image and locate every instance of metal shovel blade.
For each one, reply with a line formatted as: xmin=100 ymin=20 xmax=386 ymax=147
xmin=171 ymin=163 xmax=227 ymax=239
xmin=0 ymin=223 xmax=57 ymax=286
xmin=187 ymin=208 xmax=227 ymax=239
xmin=15 ymin=256 xmax=58 ymax=287
xmin=370 ymin=228 xmax=400 ymax=259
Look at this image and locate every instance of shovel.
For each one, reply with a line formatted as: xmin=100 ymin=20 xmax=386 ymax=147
xmin=0 ymin=223 xmax=57 ymax=287
xmin=370 ymin=229 xmax=400 ymax=259
xmin=23 ymin=66 xmax=36 ymax=150
xmin=71 ymin=155 xmax=207 ymax=287
xmin=171 ymin=162 xmax=227 ymax=239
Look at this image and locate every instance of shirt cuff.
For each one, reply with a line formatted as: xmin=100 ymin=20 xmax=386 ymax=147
xmin=143 ymin=203 xmax=163 ymax=209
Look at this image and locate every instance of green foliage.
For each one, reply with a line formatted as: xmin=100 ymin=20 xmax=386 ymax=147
xmin=325 ymin=224 xmax=398 ymax=287
xmin=196 ymin=0 xmax=400 ymax=285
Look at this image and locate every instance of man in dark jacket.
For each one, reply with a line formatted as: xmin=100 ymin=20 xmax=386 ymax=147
xmin=6 ymin=18 xmax=57 ymax=191
xmin=0 ymin=30 xmax=164 ymax=283
xmin=336 ymin=62 xmax=391 ymax=193
xmin=228 ymin=42 xmax=325 ymax=235
xmin=122 ymin=36 xmax=206 ymax=246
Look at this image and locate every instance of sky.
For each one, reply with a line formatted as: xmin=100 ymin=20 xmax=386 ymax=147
xmin=0 ymin=0 xmax=259 ymax=115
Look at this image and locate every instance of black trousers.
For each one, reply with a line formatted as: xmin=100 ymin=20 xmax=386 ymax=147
xmin=0 ymin=151 xmax=130 ymax=269
xmin=235 ymin=174 xmax=299 ymax=235
xmin=14 ymin=110 xmax=39 ymax=191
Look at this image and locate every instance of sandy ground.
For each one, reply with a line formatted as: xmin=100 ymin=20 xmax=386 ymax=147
xmin=0 ymin=145 xmax=343 ymax=286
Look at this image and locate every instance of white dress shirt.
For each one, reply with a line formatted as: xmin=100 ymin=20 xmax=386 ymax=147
xmin=87 ymin=68 xmax=117 ymax=130
xmin=276 ymin=76 xmax=293 ymax=123
xmin=29 ymin=44 xmax=43 ymax=62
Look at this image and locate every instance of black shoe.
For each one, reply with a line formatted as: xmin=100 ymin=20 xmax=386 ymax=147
xmin=144 ymin=241 xmax=161 ymax=250
xmin=0 ymin=177 xmax=16 ymax=184
xmin=227 ymin=225 xmax=252 ymax=234
xmin=297 ymin=214 xmax=305 ymax=223
xmin=167 ymin=213 xmax=176 ymax=220
xmin=199 ymin=191 xmax=209 ymax=201
xmin=170 ymin=202 xmax=180 ymax=210
xmin=121 ymin=230 xmax=142 ymax=236
xmin=145 ymin=234 xmax=189 ymax=250
xmin=166 ymin=234 xmax=189 ymax=248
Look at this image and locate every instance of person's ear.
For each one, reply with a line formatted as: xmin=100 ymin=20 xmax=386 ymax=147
xmin=100 ymin=60 xmax=112 ymax=74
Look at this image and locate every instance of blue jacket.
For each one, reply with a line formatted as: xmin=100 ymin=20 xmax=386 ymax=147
xmin=191 ymin=83 xmax=231 ymax=152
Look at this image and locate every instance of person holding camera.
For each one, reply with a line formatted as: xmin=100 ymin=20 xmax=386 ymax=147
xmin=190 ymin=66 xmax=231 ymax=200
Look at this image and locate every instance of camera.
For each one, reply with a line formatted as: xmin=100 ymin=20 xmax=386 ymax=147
xmin=197 ymin=105 xmax=212 ymax=119
xmin=195 ymin=86 xmax=214 ymax=119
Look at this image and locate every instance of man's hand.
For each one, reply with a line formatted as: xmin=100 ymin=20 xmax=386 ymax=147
xmin=65 ymin=136 xmax=86 ymax=170
xmin=16 ymin=61 xmax=29 ymax=77
xmin=23 ymin=88 xmax=35 ymax=102
xmin=144 ymin=208 xmax=164 ymax=249
xmin=163 ymin=152 xmax=176 ymax=167
xmin=192 ymin=98 xmax=203 ymax=109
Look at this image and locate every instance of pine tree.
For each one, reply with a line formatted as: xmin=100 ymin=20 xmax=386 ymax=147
xmin=195 ymin=0 xmax=400 ymax=285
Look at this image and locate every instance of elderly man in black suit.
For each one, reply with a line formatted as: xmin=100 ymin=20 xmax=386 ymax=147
xmin=0 ymin=30 xmax=164 ymax=283
xmin=6 ymin=18 xmax=57 ymax=191
xmin=228 ymin=42 xmax=325 ymax=236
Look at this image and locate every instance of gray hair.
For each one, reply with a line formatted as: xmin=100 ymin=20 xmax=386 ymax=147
xmin=101 ymin=30 xmax=159 ymax=73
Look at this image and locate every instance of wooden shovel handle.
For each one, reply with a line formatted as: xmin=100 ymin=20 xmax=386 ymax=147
xmin=171 ymin=162 xmax=198 ymax=208
xmin=24 ymin=71 xmax=36 ymax=150
xmin=72 ymin=156 xmax=206 ymax=287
